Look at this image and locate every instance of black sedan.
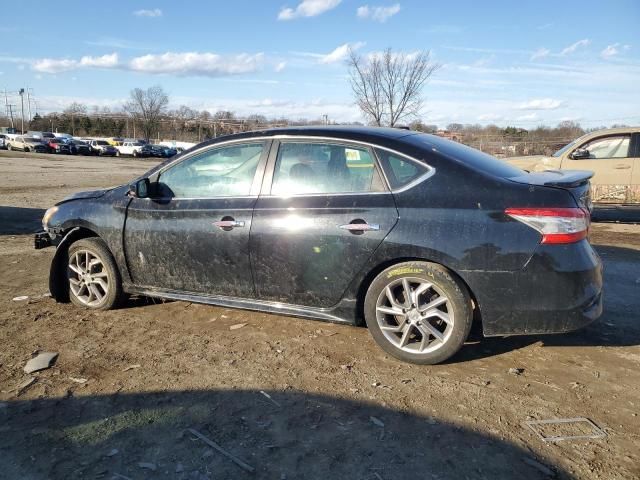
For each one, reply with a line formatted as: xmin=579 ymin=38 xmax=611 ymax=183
xmin=67 ymin=140 xmax=92 ymax=156
xmin=35 ymin=126 xmax=602 ymax=364
xmin=149 ymin=144 xmax=178 ymax=158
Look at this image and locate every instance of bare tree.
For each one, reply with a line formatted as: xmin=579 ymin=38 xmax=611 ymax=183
xmin=124 ymin=85 xmax=169 ymax=140
xmin=348 ymin=48 xmax=440 ymax=127
xmin=347 ymin=49 xmax=385 ymax=126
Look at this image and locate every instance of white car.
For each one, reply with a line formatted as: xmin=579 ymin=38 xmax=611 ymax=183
xmin=116 ymin=141 xmax=147 ymax=157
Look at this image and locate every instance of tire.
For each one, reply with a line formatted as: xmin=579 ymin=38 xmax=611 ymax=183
xmin=67 ymin=238 xmax=125 ymax=311
xmin=364 ymin=261 xmax=473 ymax=365
xmin=133 ymin=151 xmax=138 ymax=158
xmin=25 ymin=148 xmax=30 ymax=153
xmin=7 ymin=144 xmax=12 ymax=151
xmin=115 ymin=150 xmax=120 ymax=157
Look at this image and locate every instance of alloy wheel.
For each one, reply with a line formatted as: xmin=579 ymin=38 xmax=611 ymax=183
xmin=375 ymin=277 xmax=454 ymax=354
xmin=68 ymin=249 xmax=110 ymax=307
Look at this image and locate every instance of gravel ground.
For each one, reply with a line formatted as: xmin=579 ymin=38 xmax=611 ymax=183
xmin=0 ymin=152 xmax=639 ymax=480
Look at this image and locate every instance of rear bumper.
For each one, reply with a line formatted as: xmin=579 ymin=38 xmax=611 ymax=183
xmin=463 ymin=239 xmax=603 ymax=336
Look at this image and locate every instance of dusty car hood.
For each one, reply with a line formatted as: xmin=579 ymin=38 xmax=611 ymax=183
xmin=57 ymin=187 xmax=116 ymax=205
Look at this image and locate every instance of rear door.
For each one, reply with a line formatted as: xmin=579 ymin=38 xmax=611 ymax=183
xmin=561 ymin=134 xmax=633 ymax=203
xmin=123 ymin=141 xmax=269 ymax=297
xmin=249 ymin=139 xmax=398 ymax=308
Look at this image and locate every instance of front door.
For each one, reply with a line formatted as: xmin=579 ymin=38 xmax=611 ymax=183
xmin=562 ymin=134 xmax=633 ymax=204
xmin=124 ymin=141 xmax=269 ymax=297
xmin=250 ymin=140 xmax=399 ymax=308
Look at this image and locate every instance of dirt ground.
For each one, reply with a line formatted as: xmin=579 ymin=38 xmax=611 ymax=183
xmin=0 ymin=152 xmax=639 ymax=480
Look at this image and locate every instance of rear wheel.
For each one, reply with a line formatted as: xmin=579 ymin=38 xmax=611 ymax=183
xmin=67 ymin=238 xmax=125 ymax=310
xmin=7 ymin=144 xmax=11 ymax=151
xmin=364 ymin=261 xmax=473 ymax=364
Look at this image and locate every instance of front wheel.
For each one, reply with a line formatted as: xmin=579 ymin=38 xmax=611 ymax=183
xmin=67 ymin=238 xmax=125 ymax=310
xmin=364 ymin=261 xmax=473 ymax=365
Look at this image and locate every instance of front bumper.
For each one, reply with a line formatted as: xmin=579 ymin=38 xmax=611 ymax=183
xmin=34 ymin=230 xmax=52 ymax=249
xmin=463 ymin=239 xmax=603 ymax=336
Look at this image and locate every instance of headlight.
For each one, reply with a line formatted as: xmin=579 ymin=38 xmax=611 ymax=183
xmin=42 ymin=206 xmax=59 ymax=231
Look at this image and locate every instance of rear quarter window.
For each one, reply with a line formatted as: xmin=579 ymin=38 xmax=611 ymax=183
xmin=405 ymin=133 xmax=525 ymax=178
xmin=375 ymin=148 xmax=430 ymax=190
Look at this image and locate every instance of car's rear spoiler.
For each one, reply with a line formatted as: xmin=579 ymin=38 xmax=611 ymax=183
xmin=508 ymin=169 xmax=594 ymax=188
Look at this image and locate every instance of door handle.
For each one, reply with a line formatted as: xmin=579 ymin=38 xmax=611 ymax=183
xmin=213 ymin=219 xmax=245 ymax=230
xmin=614 ymin=164 xmax=631 ymax=169
xmin=339 ymin=222 xmax=380 ymax=232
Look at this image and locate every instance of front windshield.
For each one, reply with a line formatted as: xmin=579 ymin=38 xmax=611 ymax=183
xmin=96 ymin=141 xmax=108 ymax=145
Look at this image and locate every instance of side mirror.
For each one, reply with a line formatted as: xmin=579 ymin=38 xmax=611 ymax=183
xmin=571 ymin=148 xmax=590 ymax=160
xmin=129 ymin=178 xmax=150 ymax=198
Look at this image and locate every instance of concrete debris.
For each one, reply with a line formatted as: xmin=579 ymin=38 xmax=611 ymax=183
xmin=24 ymin=352 xmax=58 ymax=374
xmin=14 ymin=377 xmax=36 ymax=394
xmin=508 ymin=368 xmax=524 ymax=376
xmin=260 ymin=390 xmax=281 ymax=408
xmin=523 ymin=457 xmax=555 ymax=476
xmin=229 ymin=323 xmax=247 ymax=330
xmin=69 ymin=377 xmax=88 ymax=384
xmin=370 ymin=416 xmax=385 ymax=428
xmin=122 ymin=364 xmax=141 ymax=372
xmin=187 ymin=428 xmax=255 ymax=473
xmin=12 ymin=296 xmax=29 ymax=302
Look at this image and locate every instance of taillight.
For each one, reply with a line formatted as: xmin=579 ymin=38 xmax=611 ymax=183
xmin=505 ymin=207 xmax=589 ymax=244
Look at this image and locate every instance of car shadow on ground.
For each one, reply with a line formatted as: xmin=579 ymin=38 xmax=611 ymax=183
xmin=0 ymin=205 xmax=46 ymax=235
xmin=1 ymin=389 xmax=568 ymax=479
xmin=454 ymin=243 xmax=640 ymax=363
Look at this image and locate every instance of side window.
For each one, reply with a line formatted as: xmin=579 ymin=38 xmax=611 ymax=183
xmin=579 ymin=135 xmax=630 ymax=159
xmin=158 ymin=142 xmax=265 ymax=198
xmin=271 ymin=142 xmax=386 ymax=195
xmin=375 ymin=148 xmax=430 ymax=190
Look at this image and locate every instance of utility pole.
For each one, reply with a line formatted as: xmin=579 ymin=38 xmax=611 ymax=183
xmin=18 ymin=88 xmax=25 ymax=133
xmin=7 ymin=105 xmax=15 ymax=128
xmin=26 ymin=88 xmax=32 ymax=125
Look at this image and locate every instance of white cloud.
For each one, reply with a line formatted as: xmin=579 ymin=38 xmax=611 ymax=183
xmin=274 ymin=61 xmax=287 ymax=72
xmin=518 ymin=98 xmax=566 ymax=110
xmin=128 ymin=52 xmax=264 ymax=76
xmin=32 ymin=53 xmax=119 ymax=73
xmin=530 ymin=47 xmax=550 ymax=61
xmin=318 ymin=42 xmax=365 ymax=64
xmin=79 ymin=53 xmax=119 ymax=68
xmin=32 ymin=58 xmax=78 ymax=73
xmin=133 ymin=8 xmax=162 ymax=17
xmin=356 ymin=3 xmax=400 ymax=22
xmin=560 ymin=39 xmax=590 ymax=56
xmin=601 ymin=43 xmax=630 ymax=59
xmin=278 ymin=0 xmax=341 ymax=20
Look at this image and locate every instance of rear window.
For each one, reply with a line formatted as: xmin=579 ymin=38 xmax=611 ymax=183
xmin=405 ymin=133 xmax=525 ymax=178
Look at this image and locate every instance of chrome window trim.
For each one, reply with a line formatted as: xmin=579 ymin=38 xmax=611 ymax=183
xmin=154 ymin=134 xmax=436 ymax=199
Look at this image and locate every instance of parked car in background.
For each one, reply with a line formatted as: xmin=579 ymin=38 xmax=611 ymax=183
xmin=149 ymin=144 xmax=178 ymax=158
xmin=507 ymin=127 xmax=640 ymax=206
xmin=7 ymin=136 xmax=48 ymax=153
xmin=67 ymin=139 xmax=92 ymax=156
xmin=106 ymin=137 xmax=124 ymax=146
xmin=27 ymin=131 xmax=56 ymax=141
xmin=35 ymin=126 xmax=602 ymax=365
xmin=116 ymin=141 xmax=149 ymax=157
xmin=87 ymin=140 xmax=118 ymax=156
xmin=47 ymin=138 xmax=72 ymax=154
xmin=0 ymin=134 xmax=8 ymax=149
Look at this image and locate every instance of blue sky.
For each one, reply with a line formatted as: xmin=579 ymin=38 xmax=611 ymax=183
xmin=1 ymin=0 xmax=639 ymax=128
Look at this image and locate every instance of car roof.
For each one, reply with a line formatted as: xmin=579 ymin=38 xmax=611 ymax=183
xmin=207 ymin=125 xmax=418 ymax=144
xmin=582 ymin=126 xmax=639 ymax=136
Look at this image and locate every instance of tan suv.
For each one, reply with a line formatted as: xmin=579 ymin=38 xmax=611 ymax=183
xmin=508 ymin=127 xmax=640 ymax=205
